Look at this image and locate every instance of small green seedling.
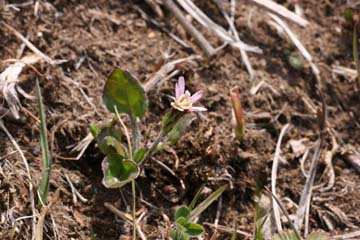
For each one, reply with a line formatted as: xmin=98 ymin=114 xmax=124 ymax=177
xmin=36 ymin=79 xmax=52 ymax=206
xmin=171 ymin=185 xmax=226 ymax=240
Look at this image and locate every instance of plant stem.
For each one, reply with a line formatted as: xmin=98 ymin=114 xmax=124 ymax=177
xmin=141 ymin=130 xmax=164 ymax=164
xmin=114 ymin=107 xmax=132 ymax=160
xmin=131 ymin=179 xmax=136 ymax=240
xmin=131 ymin=116 xmax=140 ymax=152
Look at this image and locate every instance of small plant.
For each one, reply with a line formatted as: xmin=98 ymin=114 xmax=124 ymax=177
xmin=36 ymin=79 xmax=52 ymax=206
xmin=344 ymin=4 xmax=360 ymax=86
xmin=91 ymin=69 xmax=206 ymax=239
xmin=170 ymin=186 xmax=226 ymax=240
xmin=230 ymin=86 xmax=245 ymax=140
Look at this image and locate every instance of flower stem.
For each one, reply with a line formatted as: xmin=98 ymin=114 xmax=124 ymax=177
xmin=131 ymin=179 xmax=136 ymax=240
xmin=141 ymin=130 xmax=164 ymax=164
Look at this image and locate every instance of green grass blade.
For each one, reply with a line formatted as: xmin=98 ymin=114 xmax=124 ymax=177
xmin=36 ymin=79 xmax=52 ymax=206
xmin=353 ymin=24 xmax=360 ymax=87
xmin=189 ymin=185 xmax=204 ymax=210
xmin=189 ymin=185 xmax=226 ymax=221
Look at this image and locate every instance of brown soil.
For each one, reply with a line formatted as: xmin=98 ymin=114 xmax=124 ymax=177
xmin=0 ymin=0 xmax=359 ymax=239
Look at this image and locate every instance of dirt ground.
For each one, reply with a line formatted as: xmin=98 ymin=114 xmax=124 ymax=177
xmin=0 ymin=0 xmax=359 ymax=239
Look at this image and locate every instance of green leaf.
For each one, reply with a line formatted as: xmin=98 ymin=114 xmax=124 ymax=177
xmin=134 ymin=148 xmax=146 ymax=163
xmin=272 ymin=231 xmax=298 ymax=240
xmin=167 ymin=114 xmax=196 ymax=145
xmin=189 ymin=185 xmax=204 ymax=210
xmin=175 ymin=206 xmax=191 ymax=222
xmin=104 ymin=136 xmax=127 ymax=157
xmin=175 ymin=217 xmax=188 ymax=230
xmin=90 ymin=120 xmax=118 ymax=138
xmin=102 ymin=155 xmax=139 ymax=188
xmin=103 ymin=68 xmax=146 ymax=118
xmin=36 ymin=79 xmax=52 ymax=206
xmin=170 ymin=230 xmax=189 ymax=240
xmin=91 ymin=122 xmax=123 ymax=155
xmin=184 ymin=223 xmax=204 ymax=237
xmin=189 ymin=185 xmax=226 ymax=221
xmin=306 ymin=232 xmax=329 ymax=240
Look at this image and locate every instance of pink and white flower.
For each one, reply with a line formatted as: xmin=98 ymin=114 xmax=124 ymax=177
xmin=171 ymin=76 xmax=207 ymax=112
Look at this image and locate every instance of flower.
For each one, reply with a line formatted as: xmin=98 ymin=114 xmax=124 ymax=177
xmin=171 ymin=76 xmax=207 ymax=112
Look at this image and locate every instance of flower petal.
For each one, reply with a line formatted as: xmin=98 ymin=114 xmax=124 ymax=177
xmin=191 ymin=90 xmax=203 ymax=103
xmin=189 ymin=106 xmax=207 ymax=112
xmin=176 ymin=76 xmax=185 ymax=98
xmin=175 ymin=83 xmax=180 ymax=99
xmin=171 ymin=102 xmax=185 ymax=111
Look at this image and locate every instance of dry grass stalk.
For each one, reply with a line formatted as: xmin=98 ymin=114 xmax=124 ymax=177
xmin=0 ymin=55 xmax=41 ymax=119
xmin=268 ymin=13 xmax=321 ymax=84
xmin=1 ymin=22 xmax=66 ymax=65
xmin=104 ymin=202 xmax=147 ymax=240
xmin=295 ymin=105 xmax=327 ymax=232
xmin=134 ymin=5 xmax=192 ymax=49
xmin=176 ymin=0 xmax=262 ymax=53
xmin=0 ymin=119 xmax=37 ymax=238
xmin=163 ymin=0 xmax=216 ymax=57
xmin=271 ymin=123 xmax=290 ymax=232
xmin=35 ymin=189 xmax=61 ymax=240
xmin=332 ymin=65 xmax=358 ymax=81
xmin=215 ymin=0 xmax=255 ymax=80
xmin=248 ymin=0 xmax=309 ymax=27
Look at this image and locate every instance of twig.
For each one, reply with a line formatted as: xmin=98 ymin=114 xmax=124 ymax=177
xmin=35 ymin=206 xmax=49 ymax=240
xmin=319 ymin=134 xmax=338 ymax=192
xmin=63 ymin=171 xmax=88 ymax=204
xmin=248 ymin=0 xmax=309 ymax=27
xmin=163 ymin=0 xmax=216 ymax=57
xmin=271 ymin=123 xmax=290 ymax=232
